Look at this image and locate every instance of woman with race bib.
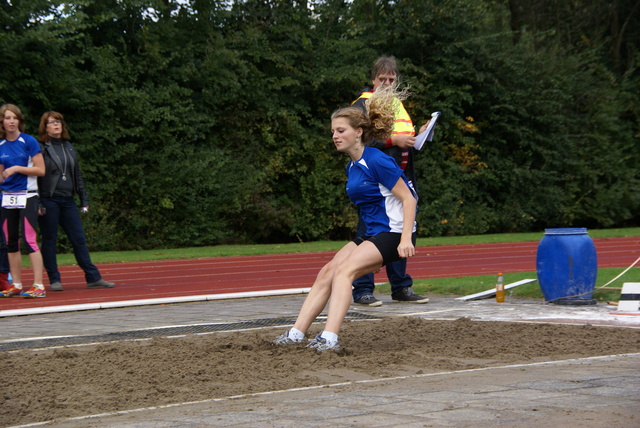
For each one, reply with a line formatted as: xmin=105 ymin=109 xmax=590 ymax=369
xmin=0 ymin=104 xmax=46 ymax=298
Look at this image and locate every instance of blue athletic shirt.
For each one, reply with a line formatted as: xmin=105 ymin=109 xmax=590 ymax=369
xmin=0 ymin=133 xmax=41 ymax=192
xmin=346 ymin=146 xmax=417 ymax=236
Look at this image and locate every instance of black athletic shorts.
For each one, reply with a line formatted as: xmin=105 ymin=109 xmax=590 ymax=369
xmin=353 ymin=232 xmax=417 ymax=266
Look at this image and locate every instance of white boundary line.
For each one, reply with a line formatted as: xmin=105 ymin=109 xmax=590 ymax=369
xmin=9 ymin=352 xmax=640 ymax=428
xmin=0 ymin=287 xmax=312 ymax=318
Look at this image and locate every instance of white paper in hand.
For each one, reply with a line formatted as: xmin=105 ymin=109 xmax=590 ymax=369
xmin=414 ymin=111 xmax=441 ymax=151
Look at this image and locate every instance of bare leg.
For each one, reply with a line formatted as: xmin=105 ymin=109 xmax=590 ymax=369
xmin=8 ymin=252 xmax=22 ymax=285
xmin=292 ymin=242 xmax=359 ymax=334
xmin=324 ymin=241 xmax=383 ymax=335
xmin=29 ymin=251 xmax=43 ymax=285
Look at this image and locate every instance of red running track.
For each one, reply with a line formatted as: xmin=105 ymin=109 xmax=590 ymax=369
xmin=1 ymin=236 xmax=638 ymax=312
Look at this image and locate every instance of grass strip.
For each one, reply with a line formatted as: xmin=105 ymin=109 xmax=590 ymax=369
xmin=394 ymin=268 xmax=640 ymax=303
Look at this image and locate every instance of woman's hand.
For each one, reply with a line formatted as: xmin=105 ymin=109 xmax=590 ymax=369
xmin=397 ymin=239 xmax=415 ymax=259
xmin=2 ymin=166 xmax=18 ymax=179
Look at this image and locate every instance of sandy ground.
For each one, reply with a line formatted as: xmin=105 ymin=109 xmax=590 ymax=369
xmin=2 ymin=317 xmax=639 ymax=426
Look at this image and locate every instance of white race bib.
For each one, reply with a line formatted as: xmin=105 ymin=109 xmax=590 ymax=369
xmin=2 ymin=191 xmax=27 ymax=209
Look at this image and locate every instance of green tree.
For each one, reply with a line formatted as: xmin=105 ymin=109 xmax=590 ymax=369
xmin=0 ymin=0 xmax=637 ymax=249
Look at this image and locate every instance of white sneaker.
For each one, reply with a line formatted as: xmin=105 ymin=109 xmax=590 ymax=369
xmin=273 ymin=330 xmax=303 ymax=346
xmin=307 ymin=334 xmax=341 ymax=352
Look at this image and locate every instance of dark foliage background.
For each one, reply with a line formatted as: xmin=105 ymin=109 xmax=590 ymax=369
xmin=1 ymin=0 xmax=638 ymax=250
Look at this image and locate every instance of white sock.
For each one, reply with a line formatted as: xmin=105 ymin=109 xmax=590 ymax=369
xmin=33 ymin=284 xmax=44 ymax=289
xmin=320 ymin=331 xmax=338 ymax=345
xmin=288 ymin=328 xmax=305 ymax=342
xmin=13 ymin=283 xmax=22 ymax=290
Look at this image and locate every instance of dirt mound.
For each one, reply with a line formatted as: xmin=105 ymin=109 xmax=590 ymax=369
xmin=2 ymin=317 xmax=639 ymax=426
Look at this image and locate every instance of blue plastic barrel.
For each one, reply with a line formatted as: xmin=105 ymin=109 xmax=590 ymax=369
xmin=536 ymin=228 xmax=598 ymax=305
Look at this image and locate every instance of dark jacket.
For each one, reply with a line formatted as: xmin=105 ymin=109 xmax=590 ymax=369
xmin=38 ymin=140 xmax=90 ymax=207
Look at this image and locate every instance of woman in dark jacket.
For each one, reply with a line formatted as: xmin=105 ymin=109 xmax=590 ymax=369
xmin=37 ymin=111 xmax=115 ymax=291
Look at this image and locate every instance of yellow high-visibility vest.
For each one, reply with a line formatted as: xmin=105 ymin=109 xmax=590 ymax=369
xmin=354 ymin=91 xmax=414 ymax=137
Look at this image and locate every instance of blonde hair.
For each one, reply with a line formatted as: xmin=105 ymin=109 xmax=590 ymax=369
xmin=332 ymin=85 xmax=409 ymax=143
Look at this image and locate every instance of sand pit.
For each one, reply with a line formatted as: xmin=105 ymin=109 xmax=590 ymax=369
xmin=1 ymin=317 xmax=639 ymax=426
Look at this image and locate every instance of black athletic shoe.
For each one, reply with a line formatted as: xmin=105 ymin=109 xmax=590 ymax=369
xmin=392 ymin=287 xmax=429 ymax=303
xmin=50 ymin=282 xmax=64 ymax=291
xmin=87 ymin=279 xmax=116 ymax=289
xmin=353 ymin=294 xmax=382 ymax=307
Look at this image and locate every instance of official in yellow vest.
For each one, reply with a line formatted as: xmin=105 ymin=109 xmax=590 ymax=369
xmin=350 ymin=55 xmax=430 ymax=306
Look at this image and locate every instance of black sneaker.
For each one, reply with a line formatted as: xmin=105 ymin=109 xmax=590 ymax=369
xmin=353 ymin=294 xmax=382 ymax=307
xmin=87 ymin=279 xmax=116 ymax=289
xmin=50 ymin=282 xmax=64 ymax=291
xmin=392 ymin=287 xmax=429 ymax=303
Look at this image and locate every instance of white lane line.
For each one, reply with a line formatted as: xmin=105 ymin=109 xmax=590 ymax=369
xmin=0 ymin=287 xmax=312 ymax=318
